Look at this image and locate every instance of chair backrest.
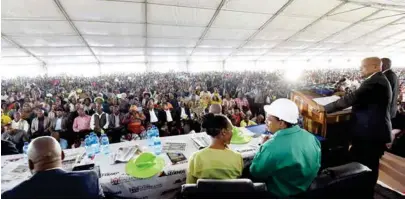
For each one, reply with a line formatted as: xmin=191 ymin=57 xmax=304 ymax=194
xmin=181 ymin=179 xmax=267 ymax=199
xmin=298 ymin=162 xmax=372 ymax=198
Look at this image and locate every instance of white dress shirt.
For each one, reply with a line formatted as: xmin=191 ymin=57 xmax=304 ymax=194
xmin=165 ymin=110 xmax=173 ymax=122
xmin=11 ymin=119 xmax=29 ymax=133
xmin=149 ymin=109 xmax=158 ymax=123
xmin=55 ymin=118 xmax=62 ymax=131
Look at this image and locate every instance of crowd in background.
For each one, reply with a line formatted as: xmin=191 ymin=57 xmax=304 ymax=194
xmin=1 ymin=69 xmax=405 ymax=152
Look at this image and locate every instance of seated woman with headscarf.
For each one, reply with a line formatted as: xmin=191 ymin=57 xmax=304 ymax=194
xmin=186 ymin=113 xmax=243 ymax=184
xmin=123 ymin=105 xmax=146 ymax=140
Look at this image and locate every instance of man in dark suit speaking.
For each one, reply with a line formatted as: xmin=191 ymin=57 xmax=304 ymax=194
xmin=382 ymin=58 xmax=400 ymax=119
xmin=319 ymin=57 xmax=392 ymax=197
xmin=1 ymin=136 xmax=104 ymax=199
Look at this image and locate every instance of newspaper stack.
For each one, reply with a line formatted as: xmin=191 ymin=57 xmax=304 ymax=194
xmin=191 ymin=133 xmax=210 ymax=150
xmin=113 ymin=146 xmax=139 ymax=163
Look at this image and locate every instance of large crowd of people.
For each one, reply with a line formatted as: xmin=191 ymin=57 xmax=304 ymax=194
xmin=1 ymin=69 xmax=405 ymax=152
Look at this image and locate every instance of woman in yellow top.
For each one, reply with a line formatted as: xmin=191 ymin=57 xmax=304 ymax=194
xmin=186 ymin=113 xmax=243 ymax=184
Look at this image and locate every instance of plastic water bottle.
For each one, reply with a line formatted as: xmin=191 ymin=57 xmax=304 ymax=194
xmin=100 ymin=134 xmax=110 ymax=155
xmin=85 ymin=135 xmax=94 ymax=158
xmin=153 ymin=136 xmax=162 ymax=155
xmin=147 ymin=127 xmax=155 ymax=148
xmin=22 ymin=142 xmax=29 ymax=163
xmin=90 ymin=133 xmax=100 ymax=154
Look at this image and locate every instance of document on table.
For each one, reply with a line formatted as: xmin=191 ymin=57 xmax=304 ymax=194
xmin=313 ymin=95 xmax=341 ymax=106
xmin=312 ymin=95 xmax=351 ymax=110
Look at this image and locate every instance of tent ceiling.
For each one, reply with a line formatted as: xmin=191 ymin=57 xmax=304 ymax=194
xmin=2 ymin=0 xmax=405 ymax=66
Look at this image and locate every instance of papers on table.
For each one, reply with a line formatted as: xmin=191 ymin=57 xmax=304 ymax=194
xmin=191 ymin=134 xmax=210 ymax=150
xmin=312 ymin=95 xmax=352 ymax=111
xmin=113 ymin=146 xmax=139 ymax=163
xmin=162 ymin=142 xmax=187 ymax=152
xmin=313 ymin=95 xmax=340 ymax=106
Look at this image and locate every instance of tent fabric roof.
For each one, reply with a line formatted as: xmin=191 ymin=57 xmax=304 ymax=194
xmin=2 ymin=0 xmax=405 ymax=66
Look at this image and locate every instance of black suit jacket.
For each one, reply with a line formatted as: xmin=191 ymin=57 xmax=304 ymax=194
xmin=325 ymin=72 xmax=392 ymax=144
xmin=383 ymin=69 xmax=400 ymax=119
xmin=1 ymin=169 xmax=103 ymax=199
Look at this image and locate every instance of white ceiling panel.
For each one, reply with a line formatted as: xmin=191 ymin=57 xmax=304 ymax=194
xmin=368 ymin=25 xmax=405 ymax=38
xmin=361 ymin=10 xmax=404 ymax=26
xmin=325 ymin=24 xmax=376 ymax=43
xmin=257 ymin=56 xmax=286 ymax=61
xmin=1 ymin=0 xmax=64 ymax=20
xmin=392 ymin=41 xmax=405 ymax=48
xmin=296 ymin=51 xmax=324 ymax=56
xmin=84 ymin=36 xmax=145 ymax=47
xmin=391 ymin=31 xmax=405 ymax=39
xmin=28 ymin=47 xmax=92 ymax=56
xmin=222 ymin=0 xmax=289 ymax=14
xmin=192 ymin=48 xmax=234 ymax=56
xmin=199 ymin=40 xmax=243 ymax=48
xmin=234 ymin=48 xmax=268 ymax=56
xmin=1 ymin=38 xmax=14 ymax=48
xmin=74 ymin=22 xmax=145 ymax=36
xmin=376 ymin=38 xmax=401 ymax=46
xmin=282 ymin=0 xmax=342 ymax=18
xmin=148 ymin=56 xmax=187 ymax=62
xmin=1 ymin=48 xmax=29 ymax=57
xmin=212 ymin=11 xmax=271 ymax=29
xmin=294 ymin=31 xmax=333 ymax=42
xmin=147 ymin=48 xmax=193 ymax=55
xmin=277 ymin=41 xmax=313 ymax=50
xmin=147 ymin=0 xmax=221 ymax=9
xmin=147 ymin=38 xmax=197 ymax=47
xmin=349 ymin=37 xmax=382 ymax=45
xmin=309 ymin=43 xmax=340 ymax=50
xmin=244 ymin=40 xmax=280 ymax=48
xmin=2 ymin=20 xmax=75 ymax=36
xmin=293 ymin=20 xmax=351 ymax=42
xmin=255 ymin=29 xmax=296 ymax=40
xmin=227 ymin=56 xmax=260 ymax=61
xmin=147 ymin=4 xmax=214 ymax=26
xmin=205 ymin=28 xmax=255 ymax=40
xmin=92 ymin=47 xmax=145 ymax=55
xmin=189 ymin=56 xmax=225 ymax=62
xmin=60 ymin=0 xmax=145 ymax=22
xmin=266 ymin=48 xmax=299 ymax=56
xmin=264 ymin=15 xmax=315 ymax=31
xmin=98 ymin=56 xmax=146 ymax=63
xmin=326 ymin=3 xmax=378 ymax=22
xmin=10 ymin=36 xmax=84 ymax=47
xmin=41 ymin=56 xmax=97 ymax=64
xmin=147 ymin=24 xmax=204 ymax=39
xmin=0 ymin=57 xmax=40 ymax=65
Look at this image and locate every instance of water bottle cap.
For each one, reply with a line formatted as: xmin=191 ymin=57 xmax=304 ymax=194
xmin=24 ymin=142 xmax=29 ymax=145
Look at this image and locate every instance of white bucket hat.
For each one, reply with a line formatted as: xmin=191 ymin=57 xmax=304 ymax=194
xmin=264 ymin=98 xmax=299 ymax=124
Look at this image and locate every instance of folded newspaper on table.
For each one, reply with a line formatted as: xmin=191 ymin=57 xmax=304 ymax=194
xmin=113 ymin=146 xmax=139 ymax=163
xmin=312 ymin=95 xmax=352 ymax=111
xmin=191 ymin=133 xmax=210 ymax=150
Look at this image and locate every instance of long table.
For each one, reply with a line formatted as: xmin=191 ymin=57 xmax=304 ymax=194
xmin=1 ymin=131 xmax=262 ymax=199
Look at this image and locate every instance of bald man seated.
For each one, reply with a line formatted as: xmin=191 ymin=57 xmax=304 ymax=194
xmin=320 ymin=57 xmax=393 ymax=198
xmin=1 ymin=136 xmax=104 ymax=199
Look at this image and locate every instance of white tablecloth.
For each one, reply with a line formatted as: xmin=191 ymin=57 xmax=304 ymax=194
xmin=1 ymin=131 xmax=261 ymax=199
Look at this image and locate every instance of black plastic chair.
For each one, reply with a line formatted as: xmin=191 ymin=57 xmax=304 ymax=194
xmin=296 ymin=162 xmax=372 ymax=199
xmin=180 ymin=179 xmax=267 ymax=199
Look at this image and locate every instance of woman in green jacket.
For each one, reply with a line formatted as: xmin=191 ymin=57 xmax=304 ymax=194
xmin=250 ymin=99 xmax=321 ymax=198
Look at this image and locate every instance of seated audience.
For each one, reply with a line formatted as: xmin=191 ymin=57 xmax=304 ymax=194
xmin=90 ymin=103 xmax=109 ymax=134
xmin=1 ymin=108 xmax=12 ymax=126
xmin=107 ymin=105 xmax=125 ymax=143
xmin=240 ymin=112 xmax=257 ymax=127
xmin=72 ymin=106 xmax=91 ymax=142
xmin=250 ymin=99 xmax=321 ymax=198
xmin=186 ymin=113 xmax=243 ymax=184
xmin=30 ymin=108 xmax=51 ymax=138
xmin=1 ymin=136 xmax=104 ymax=199
xmin=1 ymin=122 xmax=29 ymax=150
xmin=11 ymin=111 xmax=29 ymax=133
xmin=51 ymin=132 xmax=68 ymax=150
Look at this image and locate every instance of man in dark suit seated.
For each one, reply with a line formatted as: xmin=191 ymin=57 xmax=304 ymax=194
xmin=1 ymin=136 xmax=104 ymax=199
xmin=1 ymin=140 xmax=19 ymax=156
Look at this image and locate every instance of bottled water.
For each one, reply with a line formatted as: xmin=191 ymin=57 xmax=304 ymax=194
xmin=100 ymin=134 xmax=110 ymax=155
xmin=84 ymin=135 xmax=94 ymax=158
xmin=90 ymin=133 xmax=100 ymax=154
xmin=153 ymin=136 xmax=162 ymax=155
xmin=147 ymin=127 xmax=155 ymax=148
xmin=23 ymin=142 xmax=29 ymax=162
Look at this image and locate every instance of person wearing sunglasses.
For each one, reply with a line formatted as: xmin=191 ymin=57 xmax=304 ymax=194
xmin=249 ymin=99 xmax=321 ymax=198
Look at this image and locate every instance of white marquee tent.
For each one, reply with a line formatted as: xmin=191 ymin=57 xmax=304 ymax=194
xmin=2 ymin=0 xmax=405 ymax=77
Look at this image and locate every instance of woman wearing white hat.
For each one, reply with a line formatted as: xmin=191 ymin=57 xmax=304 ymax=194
xmin=249 ymin=98 xmax=321 ymax=198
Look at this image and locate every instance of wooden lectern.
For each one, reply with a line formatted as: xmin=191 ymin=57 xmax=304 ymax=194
xmin=291 ymin=90 xmax=351 ymax=138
